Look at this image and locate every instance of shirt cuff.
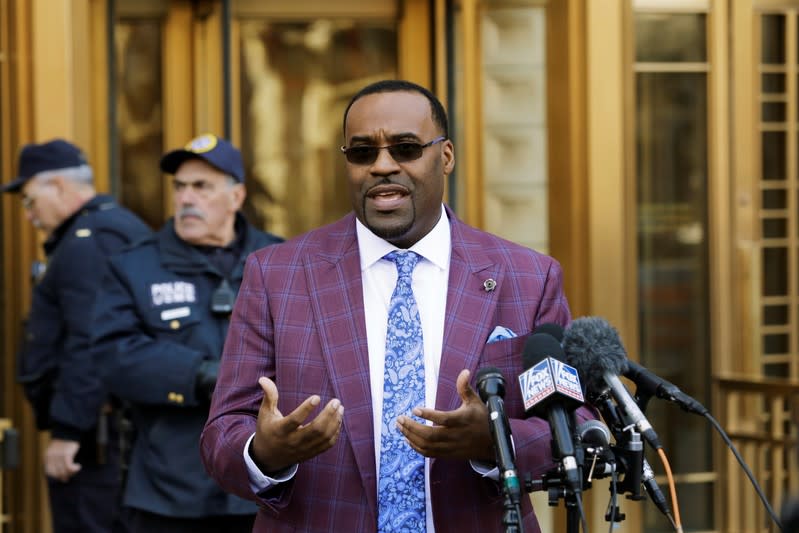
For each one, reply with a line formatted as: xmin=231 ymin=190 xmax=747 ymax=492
xmin=470 ymin=433 xmax=518 ymax=481
xmin=243 ymin=433 xmax=298 ymax=493
xmin=470 ymin=460 xmax=500 ymax=481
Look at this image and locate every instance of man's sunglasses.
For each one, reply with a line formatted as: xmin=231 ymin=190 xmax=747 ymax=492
xmin=340 ymin=136 xmax=446 ymax=165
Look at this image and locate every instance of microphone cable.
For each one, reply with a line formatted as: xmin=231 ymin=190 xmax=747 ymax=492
xmin=654 ymin=447 xmax=682 ymax=532
xmin=703 ymin=411 xmax=782 ymax=531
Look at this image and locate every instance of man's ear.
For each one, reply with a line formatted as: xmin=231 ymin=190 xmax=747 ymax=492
xmin=231 ymin=183 xmax=246 ymax=211
xmin=49 ymin=175 xmax=67 ymax=197
xmin=442 ymin=139 xmax=455 ymax=175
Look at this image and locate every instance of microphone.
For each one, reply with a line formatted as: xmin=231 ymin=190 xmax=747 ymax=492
xmin=578 ymin=419 xmax=611 ymax=449
xmin=519 ymin=333 xmax=584 ymax=492
xmin=577 ymin=419 xmax=615 ymax=479
xmin=533 ymin=322 xmax=565 ymax=342
xmin=624 ymin=360 xmax=708 ymax=415
xmin=561 ymin=316 xmax=662 ymax=450
xmin=642 ymin=455 xmax=672 ymax=517
xmin=475 ymin=367 xmax=521 ymax=504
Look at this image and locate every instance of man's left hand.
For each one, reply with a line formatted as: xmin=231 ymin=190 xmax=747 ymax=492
xmin=398 ymin=369 xmax=495 ymax=462
xmin=44 ymin=439 xmax=82 ymax=482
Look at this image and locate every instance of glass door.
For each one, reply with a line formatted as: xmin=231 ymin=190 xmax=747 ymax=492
xmin=230 ymin=1 xmax=401 ymax=238
xmin=109 ymin=0 xmax=430 ymax=236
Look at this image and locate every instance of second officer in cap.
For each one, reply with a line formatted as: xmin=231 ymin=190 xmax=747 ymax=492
xmin=90 ymin=134 xmax=283 ymax=533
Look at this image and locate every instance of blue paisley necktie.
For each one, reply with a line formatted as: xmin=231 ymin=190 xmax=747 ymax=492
xmin=377 ymin=250 xmax=426 ymax=532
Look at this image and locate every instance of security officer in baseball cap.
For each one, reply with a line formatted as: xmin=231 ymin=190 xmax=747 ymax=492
xmin=3 ymin=138 xmax=151 ymax=533
xmin=90 ymin=134 xmax=283 ymax=533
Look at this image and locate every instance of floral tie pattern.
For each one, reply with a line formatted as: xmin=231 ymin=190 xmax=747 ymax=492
xmin=377 ymin=251 xmax=426 ymax=532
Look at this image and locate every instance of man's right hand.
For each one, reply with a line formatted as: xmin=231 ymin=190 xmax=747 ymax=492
xmin=44 ymin=439 xmax=82 ymax=482
xmin=250 ymin=376 xmax=344 ymax=474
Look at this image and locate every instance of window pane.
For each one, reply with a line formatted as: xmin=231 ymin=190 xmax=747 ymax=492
xmin=763 ymin=73 xmax=786 ymax=93
xmin=764 ymin=304 xmax=789 ymax=325
xmin=113 ymin=19 xmax=164 ymax=229
xmin=763 ymin=247 xmax=788 ymax=296
xmin=763 ymin=218 xmax=787 ymax=238
xmin=762 ymin=14 xmax=786 ymax=64
xmin=762 ymin=131 xmax=786 ymax=180
xmin=635 ymin=13 xmax=706 ymax=62
xmin=237 ymin=20 xmax=397 ymax=238
xmin=762 ymin=102 xmax=786 ymax=122
xmin=764 ymin=333 xmax=789 ymax=354
xmin=636 ymin=71 xmax=710 ymax=532
xmin=763 ymin=189 xmax=787 ymax=209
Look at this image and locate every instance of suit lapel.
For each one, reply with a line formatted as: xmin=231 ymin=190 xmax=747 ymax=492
xmin=304 ymin=215 xmax=378 ymax=518
xmin=436 ymin=212 xmax=505 ymax=411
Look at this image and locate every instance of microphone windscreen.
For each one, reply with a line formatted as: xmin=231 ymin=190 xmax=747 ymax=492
xmin=561 ymin=316 xmax=628 ymax=396
xmin=522 ymin=332 xmax=566 ymax=370
xmin=533 ymin=322 xmax=565 ymax=342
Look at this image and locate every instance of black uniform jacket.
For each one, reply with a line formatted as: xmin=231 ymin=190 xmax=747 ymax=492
xmin=90 ymin=214 xmax=282 ymax=518
xmin=17 ymin=194 xmax=151 ymax=447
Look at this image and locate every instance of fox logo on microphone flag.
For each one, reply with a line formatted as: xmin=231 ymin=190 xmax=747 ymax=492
xmin=519 ymin=358 xmax=584 ymax=412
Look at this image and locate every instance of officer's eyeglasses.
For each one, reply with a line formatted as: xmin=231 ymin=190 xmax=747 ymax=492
xmin=21 ymin=177 xmax=56 ymax=210
xmin=340 ymin=136 xmax=446 ymax=166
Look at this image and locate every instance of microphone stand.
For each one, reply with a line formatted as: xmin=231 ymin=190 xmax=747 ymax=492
xmin=523 ymin=419 xmax=589 ymax=533
xmin=501 ymin=491 xmax=523 ymax=533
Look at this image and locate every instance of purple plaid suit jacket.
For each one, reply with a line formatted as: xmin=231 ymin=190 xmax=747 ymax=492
xmin=201 ymin=206 xmax=584 ymax=532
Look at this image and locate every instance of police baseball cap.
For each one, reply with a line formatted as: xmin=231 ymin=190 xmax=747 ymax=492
xmin=159 ymin=134 xmax=244 ymax=183
xmin=2 ymin=139 xmax=88 ymax=193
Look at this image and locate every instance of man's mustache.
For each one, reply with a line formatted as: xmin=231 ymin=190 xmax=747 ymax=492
xmin=177 ymin=206 xmax=206 ymax=220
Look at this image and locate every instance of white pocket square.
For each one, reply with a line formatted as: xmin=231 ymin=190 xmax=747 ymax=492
xmin=487 ymin=325 xmax=517 ymax=344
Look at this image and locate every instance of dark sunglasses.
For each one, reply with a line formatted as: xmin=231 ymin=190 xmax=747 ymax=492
xmin=340 ymin=136 xmax=446 ymax=165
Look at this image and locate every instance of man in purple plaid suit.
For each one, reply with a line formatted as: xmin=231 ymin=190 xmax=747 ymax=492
xmin=201 ymin=80 xmax=595 ymax=532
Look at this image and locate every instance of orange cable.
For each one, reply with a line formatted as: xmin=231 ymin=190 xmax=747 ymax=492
xmin=657 ymin=447 xmax=683 ymax=533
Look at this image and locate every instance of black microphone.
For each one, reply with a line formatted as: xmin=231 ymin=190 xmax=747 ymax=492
xmin=578 ymin=419 xmax=611 ymax=449
xmin=476 ymin=367 xmax=521 ymax=505
xmin=519 ymin=333 xmax=584 ymax=492
xmin=561 ymin=316 xmax=662 ymax=450
xmin=533 ymin=322 xmax=565 ymax=342
xmin=624 ymin=360 xmax=708 ymax=415
xmin=577 ymin=419 xmax=616 ymax=479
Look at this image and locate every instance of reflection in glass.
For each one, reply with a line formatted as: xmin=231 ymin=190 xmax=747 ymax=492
xmin=113 ymin=19 xmax=164 ymax=229
xmin=635 ymin=13 xmax=706 ymax=62
xmin=636 ymin=70 xmax=711 ymax=531
xmin=238 ymin=20 xmax=397 ymax=238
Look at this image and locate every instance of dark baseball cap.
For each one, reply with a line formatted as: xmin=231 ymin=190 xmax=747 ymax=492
xmin=2 ymin=139 xmax=88 ymax=193
xmin=159 ymin=134 xmax=244 ymax=182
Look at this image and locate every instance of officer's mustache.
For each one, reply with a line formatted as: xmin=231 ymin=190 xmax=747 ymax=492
xmin=177 ymin=206 xmax=206 ymax=220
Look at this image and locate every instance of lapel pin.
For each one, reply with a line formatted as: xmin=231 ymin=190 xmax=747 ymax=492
xmin=483 ymin=278 xmax=496 ymax=292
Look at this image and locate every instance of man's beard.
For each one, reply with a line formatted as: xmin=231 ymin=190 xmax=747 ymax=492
xmin=363 ymin=201 xmax=415 ymax=243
